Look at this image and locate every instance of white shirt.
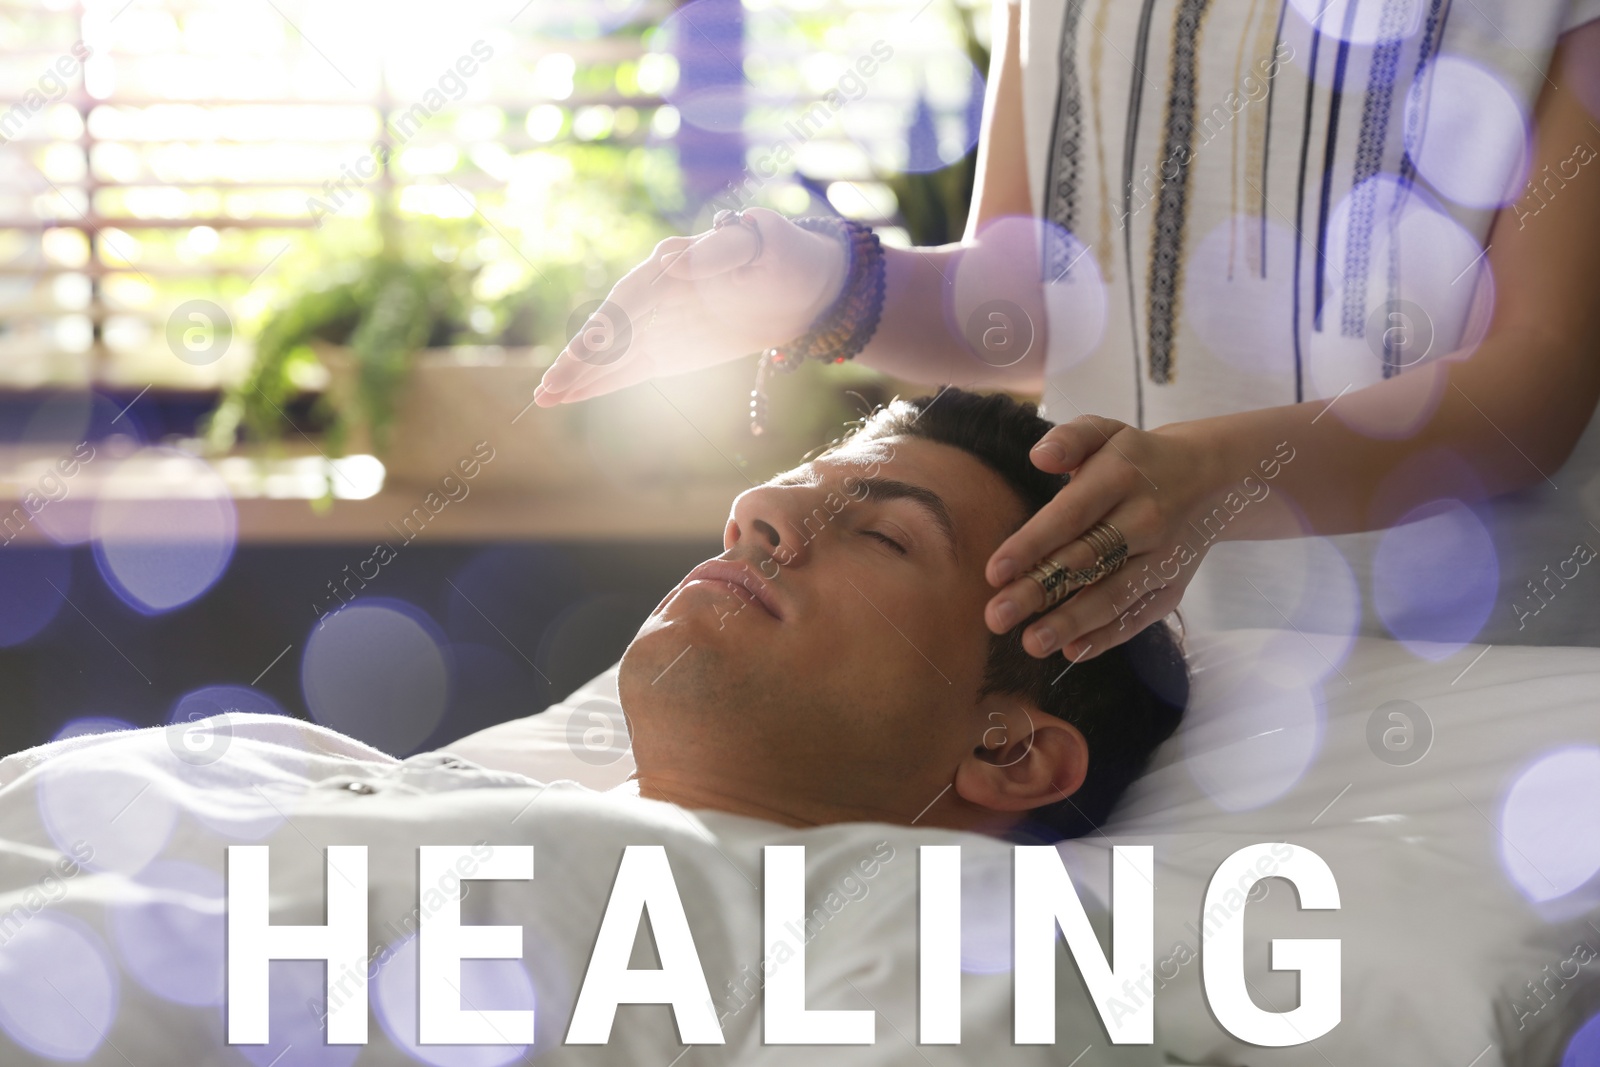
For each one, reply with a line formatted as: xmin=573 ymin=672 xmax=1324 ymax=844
xmin=1016 ymin=0 xmax=1600 ymax=647
xmin=0 ymin=716 xmax=1157 ymax=1066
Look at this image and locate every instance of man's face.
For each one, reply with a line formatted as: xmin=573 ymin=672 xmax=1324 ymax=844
xmin=618 ymin=434 xmax=1029 ymax=825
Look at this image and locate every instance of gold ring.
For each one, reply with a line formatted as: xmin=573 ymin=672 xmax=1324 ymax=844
xmin=1024 ymin=521 xmax=1129 ymax=611
xmin=1023 ymin=558 xmax=1073 ymax=609
xmin=1063 ymin=521 xmax=1128 ymax=586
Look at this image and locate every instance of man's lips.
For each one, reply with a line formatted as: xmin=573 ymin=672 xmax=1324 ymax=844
xmin=682 ymin=559 xmax=783 ymax=620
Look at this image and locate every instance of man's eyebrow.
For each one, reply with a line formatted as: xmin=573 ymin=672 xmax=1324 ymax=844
xmin=767 ymin=468 xmax=816 ymax=488
xmin=856 ymin=477 xmax=958 ymax=561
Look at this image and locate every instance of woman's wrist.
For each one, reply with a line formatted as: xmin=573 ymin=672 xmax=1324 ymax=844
xmin=1158 ymin=415 xmax=1267 ymax=547
xmin=1153 ymin=415 xmax=1309 ymax=544
xmin=798 ymin=226 xmax=850 ymax=327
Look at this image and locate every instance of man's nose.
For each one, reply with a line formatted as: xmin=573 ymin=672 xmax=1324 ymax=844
xmin=724 ymin=484 xmax=818 ymax=566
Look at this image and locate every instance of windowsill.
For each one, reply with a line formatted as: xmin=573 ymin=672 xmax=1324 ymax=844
xmin=0 ymin=444 xmax=742 ymax=544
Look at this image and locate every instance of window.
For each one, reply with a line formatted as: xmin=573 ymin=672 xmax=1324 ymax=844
xmin=0 ymin=0 xmax=984 ymax=396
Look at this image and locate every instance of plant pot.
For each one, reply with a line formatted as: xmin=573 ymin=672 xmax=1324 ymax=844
xmin=314 ymin=342 xmax=596 ymax=492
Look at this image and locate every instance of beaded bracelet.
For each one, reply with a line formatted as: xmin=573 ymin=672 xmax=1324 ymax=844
xmin=744 ymin=214 xmax=886 ymax=436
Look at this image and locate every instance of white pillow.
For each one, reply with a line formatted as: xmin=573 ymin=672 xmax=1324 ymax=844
xmin=442 ymin=665 xmax=632 ymax=791
xmin=1072 ymin=628 xmax=1600 ymax=1065
xmin=437 ymin=628 xmax=1600 ymax=1064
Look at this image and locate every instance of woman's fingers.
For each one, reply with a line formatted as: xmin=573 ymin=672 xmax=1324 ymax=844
xmin=980 ymin=419 xmax=1209 ymax=655
xmin=985 ymin=490 xmax=1145 ymax=626
xmin=535 ymin=240 xmax=698 ymax=405
xmin=534 ymin=304 xmax=652 ymax=405
xmin=985 ymin=448 xmax=1131 ymax=588
xmin=665 ymin=221 xmax=762 ymax=279
xmin=1034 ymin=570 xmax=1182 ymax=661
xmin=534 ymin=296 xmax=694 ymax=405
xmin=986 ymin=544 xmax=1098 ymax=633
xmin=1043 ymin=575 xmax=1184 ymax=659
xmin=1027 ymin=415 xmax=1127 ymax=473
xmin=536 ymin=224 xmax=770 ymax=406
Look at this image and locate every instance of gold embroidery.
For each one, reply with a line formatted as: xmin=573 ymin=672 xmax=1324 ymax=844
xmin=1229 ymin=0 xmax=1265 ymax=278
xmin=1088 ymin=0 xmax=1114 ymax=277
xmin=1242 ymin=0 xmax=1280 ymax=276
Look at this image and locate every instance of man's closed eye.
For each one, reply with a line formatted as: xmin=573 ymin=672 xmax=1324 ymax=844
xmin=863 ymin=529 xmax=907 ymax=554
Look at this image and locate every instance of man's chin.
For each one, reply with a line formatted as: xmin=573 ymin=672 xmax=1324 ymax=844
xmin=618 ymin=609 xmax=715 ymax=702
xmin=619 ymin=600 xmax=773 ymax=717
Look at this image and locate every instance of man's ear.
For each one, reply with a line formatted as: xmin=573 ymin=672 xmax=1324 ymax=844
xmin=953 ymin=691 xmax=1088 ymax=815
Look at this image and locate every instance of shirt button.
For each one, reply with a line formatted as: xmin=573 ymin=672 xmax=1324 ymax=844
xmin=345 ymin=781 xmax=376 ymax=795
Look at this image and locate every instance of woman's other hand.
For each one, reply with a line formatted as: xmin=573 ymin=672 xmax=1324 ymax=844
xmin=982 ymin=416 xmax=1228 ymax=660
xmin=532 ymin=207 xmax=847 ymax=406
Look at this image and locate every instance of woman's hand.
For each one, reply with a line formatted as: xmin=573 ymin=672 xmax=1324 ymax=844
xmin=532 ymin=207 xmax=847 ymax=406
xmin=983 ymin=416 xmax=1219 ymax=660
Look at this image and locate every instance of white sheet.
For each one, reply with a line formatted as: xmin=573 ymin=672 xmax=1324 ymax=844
xmin=0 ymin=717 xmax=1164 ymax=1066
xmin=446 ymin=627 xmax=1600 ymax=1066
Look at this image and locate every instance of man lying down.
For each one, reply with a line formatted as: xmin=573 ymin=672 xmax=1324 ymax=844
xmin=0 ymin=389 xmax=1187 ymax=1066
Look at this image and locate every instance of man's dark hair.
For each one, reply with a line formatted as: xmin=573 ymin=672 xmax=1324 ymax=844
xmin=835 ymin=387 xmax=1189 ymax=841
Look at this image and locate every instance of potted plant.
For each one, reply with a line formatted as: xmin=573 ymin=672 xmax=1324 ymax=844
xmin=206 ymin=253 xmax=466 ymax=454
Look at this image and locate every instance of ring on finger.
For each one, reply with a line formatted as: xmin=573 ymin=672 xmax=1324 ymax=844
xmin=1067 ymin=521 xmax=1128 ymax=585
xmin=1022 ymin=521 xmax=1129 ymax=610
xmin=1022 ymin=558 xmax=1073 ymax=609
xmin=712 ymin=208 xmax=764 ymax=265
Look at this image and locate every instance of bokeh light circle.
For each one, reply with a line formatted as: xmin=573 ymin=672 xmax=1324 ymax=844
xmin=1311 ymin=174 xmax=1491 ymax=436
xmin=109 ymin=860 xmax=225 ymax=1006
xmin=165 ymin=685 xmax=314 ymax=842
xmin=171 ymin=683 xmax=285 ymax=724
xmin=1039 ymin=224 xmax=1107 ymax=377
xmin=963 ymin=299 xmax=1036 ymax=368
xmin=53 ymin=716 xmax=136 ymax=742
xmin=1184 ymin=217 xmax=1303 ymax=380
xmin=0 ymin=548 xmax=69 ymax=647
xmin=15 ymin=392 xmax=131 ymax=548
xmin=0 ymin=912 xmax=118 ymax=1061
xmin=374 ymin=934 xmax=536 ymax=1067
xmin=1184 ymin=670 xmax=1323 ymax=811
xmin=37 ymin=753 xmax=176 ymax=875
xmin=1498 ymin=746 xmax=1600 ymax=903
xmin=1564 ymin=1012 xmax=1600 ymax=1066
xmin=653 ymin=0 xmax=757 ymax=133
xmin=1287 ymin=0 xmax=1424 ymax=46
xmin=302 ymin=598 xmax=451 ymax=756
xmin=1372 ymin=498 xmax=1498 ymax=658
xmin=1406 ymin=55 xmax=1529 ymax=210
xmin=953 ymin=216 xmax=1105 ymax=384
xmin=33 ymin=435 xmax=136 ymax=548
xmin=91 ymin=446 xmax=237 ymax=615
xmin=166 ymin=684 xmax=286 ymax=768
xmin=1187 ymin=535 xmax=1360 ymax=685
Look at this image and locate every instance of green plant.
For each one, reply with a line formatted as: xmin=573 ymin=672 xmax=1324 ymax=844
xmin=207 ymin=254 xmax=474 ymax=456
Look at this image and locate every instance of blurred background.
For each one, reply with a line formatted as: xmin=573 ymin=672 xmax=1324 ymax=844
xmin=0 ymin=0 xmax=991 ymax=756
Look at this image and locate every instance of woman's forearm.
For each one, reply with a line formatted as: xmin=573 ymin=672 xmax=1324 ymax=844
xmin=855 ymin=241 xmax=1048 ymax=390
xmin=1150 ymin=28 xmax=1600 ymax=548
xmin=1159 ymin=331 xmax=1598 ymax=544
